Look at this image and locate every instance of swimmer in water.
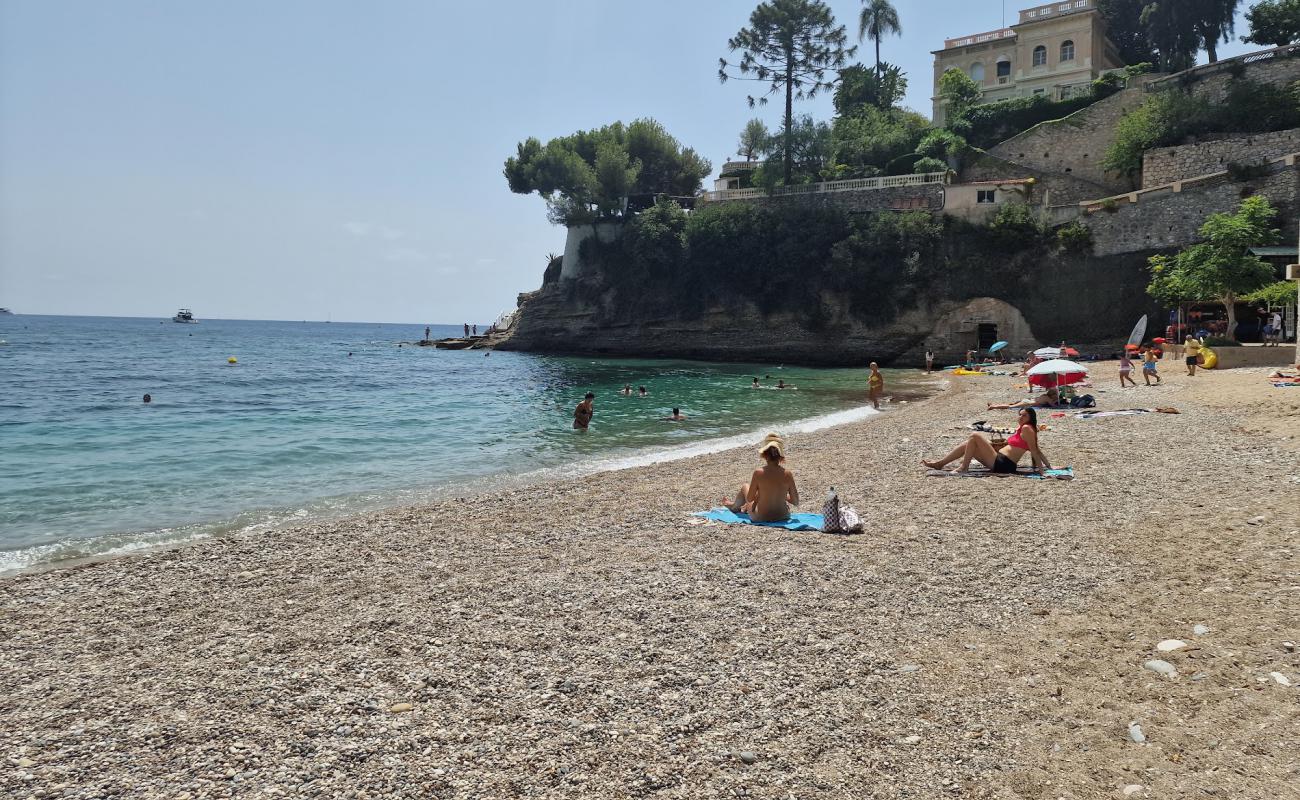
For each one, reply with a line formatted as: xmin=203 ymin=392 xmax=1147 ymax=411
xmin=751 ymin=377 xmax=760 ymax=389
xmin=777 ymin=380 xmax=786 ymax=389
xmin=638 ymin=386 xmax=647 ymax=397
xmin=143 ymin=393 xmax=152 ymax=404
xmin=663 ymin=407 xmax=687 ymax=421
xmin=621 ymin=384 xmax=633 ymax=396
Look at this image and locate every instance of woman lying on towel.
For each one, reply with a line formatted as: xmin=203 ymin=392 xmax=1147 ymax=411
xmin=722 ymin=433 xmax=801 ymax=522
xmin=923 ymin=408 xmax=1052 ymax=475
xmin=987 ymin=387 xmax=1058 ymax=410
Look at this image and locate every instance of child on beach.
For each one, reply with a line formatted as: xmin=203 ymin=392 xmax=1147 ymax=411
xmin=868 ymin=362 xmax=884 ymax=409
xmin=722 ymin=433 xmax=800 ymax=522
xmin=1119 ymin=351 xmax=1137 ymax=387
xmin=1142 ymin=348 xmax=1161 ymax=385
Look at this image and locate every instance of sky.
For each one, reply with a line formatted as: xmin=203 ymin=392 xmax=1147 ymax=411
xmin=0 ymin=0 xmax=1259 ymax=324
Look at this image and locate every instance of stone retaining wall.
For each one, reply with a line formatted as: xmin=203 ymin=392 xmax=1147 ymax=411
xmin=1142 ymin=129 xmax=1300 ymax=189
xmin=700 ymin=184 xmax=945 ymax=215
xmin=1086 ymin=166 xmax=1300 ymax=256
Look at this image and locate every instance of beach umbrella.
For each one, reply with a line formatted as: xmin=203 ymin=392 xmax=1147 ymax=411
xmin=1152 ymin=337 xmax=1167 ymax=344
xmin=988 ymin=341 xmax=1009 ymax=353
xmin=1033 ymin=347 xmax=1062 ymax=359
xmin=1027 ymin=358 xmax=1089 ymax=390
xmin=1063 ymin=346 xmax=1080 ymax=357
xmin=1127 ymin=314 xmax=1149 ymax=348
xmin=1125 ymin=343 xmax=1140 ymax=351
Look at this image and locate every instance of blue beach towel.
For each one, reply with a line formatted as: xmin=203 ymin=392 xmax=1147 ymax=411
xmin=693 ymin=508 xmax=825 ymax=531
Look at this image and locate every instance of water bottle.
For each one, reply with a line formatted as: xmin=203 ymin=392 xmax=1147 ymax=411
xmin=827 ymin=486 xmax=837 ymax=504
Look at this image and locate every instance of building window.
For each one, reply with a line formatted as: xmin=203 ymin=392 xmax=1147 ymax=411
xmin=977 ymin=190 xmax=997 ymax=204
xmin=1060 ymin=40 xmax=1075 ymax=62
xmin=1033 ymin=45 xmax=1048 ymax=67
xmin=997 ymin=59 xmax=1012 ymax=78
xmin=970 ymin=62 xmax=985 ymax=82
xmin=1033 ymin=88 xmax=1046 ymax=95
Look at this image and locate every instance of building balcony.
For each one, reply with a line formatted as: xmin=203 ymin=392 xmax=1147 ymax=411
xmin=1019 ymin=0 xmax=1092 ymax=25
xmin=942 ymin=28 xmax=1015 ymax=51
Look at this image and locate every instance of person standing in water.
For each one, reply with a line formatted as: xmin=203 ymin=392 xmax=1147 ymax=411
xmin=751 ymin=377 xmax=760 ymax=389
xmin=867 ymin=362 xmax=884 ymax=409
xmin=663 ymin=408 xmax=688 ymax=421
xmin=573 ymin=392 xmax=594 ymax=430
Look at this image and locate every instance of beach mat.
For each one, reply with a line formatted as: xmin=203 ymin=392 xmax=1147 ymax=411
xmin=693 ymin=508 xmax=825 ymax=531
xmin=1075 ymin=408 xmax=1179 ymax=419
xmin=926 ymin=467 xmax=1075 ymax=481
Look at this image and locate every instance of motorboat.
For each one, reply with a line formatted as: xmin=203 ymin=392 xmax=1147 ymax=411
xmin=172 ymin=308 xmax=197 ymax=323
xmin=0 ymin=308 xmax=12 ymax=315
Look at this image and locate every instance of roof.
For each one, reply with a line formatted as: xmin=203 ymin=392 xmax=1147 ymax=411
xmin=1249 ymin=246 xmax=1298 ymax=257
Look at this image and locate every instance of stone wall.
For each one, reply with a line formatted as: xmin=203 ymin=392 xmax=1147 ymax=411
xmin=1143 ymin=44 xmax=1300 ymax=105
xmin=1086 ymin=165 xmax=1300 ymax=256
xmin=702 ymin=184 xmax=945 ymax=215
xmin=961 ymin=151 xmax=1111 ymax=205
xmin=987 ymin=85 xmax=1151 ymax=195
xmin=1142 ymin=129 xmax=1300 ymax=189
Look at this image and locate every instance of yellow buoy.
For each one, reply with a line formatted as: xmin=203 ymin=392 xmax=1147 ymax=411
xmin=227 ymin=356 xmax=238 ymax=364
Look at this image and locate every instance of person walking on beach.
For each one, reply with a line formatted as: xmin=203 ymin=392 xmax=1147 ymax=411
xmin=1142 ymin=347 xmax=1161 ymax=385
xmin=925 ymin=349 xmax=934 ymax=373
xmin=721 ymin=433 xmax=800 ymax=523
xmin=1183 ymin=335 xmax=1202 ymax=376
xmin=1119 ymin=351 xmax=1137 ymax=388
xmin=573 ymin=392 xmax=594 ymax=430
xmin=868 ymin=362 xmax=884 ymax=409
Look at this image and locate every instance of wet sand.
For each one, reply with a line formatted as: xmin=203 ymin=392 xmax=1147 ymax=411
xmin=2 ymin=361 xmax=1297 ymax=799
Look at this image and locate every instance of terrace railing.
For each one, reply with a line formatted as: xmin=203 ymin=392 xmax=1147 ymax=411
xmin=701 ymin=172 xmax=950 ymax=203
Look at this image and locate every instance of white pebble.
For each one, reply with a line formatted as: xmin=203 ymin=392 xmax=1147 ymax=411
xmin=1269 ymin=672 xmax=1292 ymax=687
xmin=1123 ymin=785 xmax=1144 ymax=796
xmin=1143 ymin=659 xmax=1178 ymax=678
xmin=1192 ymin=624 xmax=1210 ymax=636
xmin=1156 ymin=639 xmax=1187 ymax=653
xmin=1127 ymin=722 xmax=1146 ymax=743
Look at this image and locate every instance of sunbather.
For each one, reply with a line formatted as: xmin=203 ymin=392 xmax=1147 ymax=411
xmin=722 ymin=433 xmax=800 ymax=522
xmin=987 ymin=387 xmax=1058 ymax=410
xmin=923 ymin=408 xmax=1052 ymax=475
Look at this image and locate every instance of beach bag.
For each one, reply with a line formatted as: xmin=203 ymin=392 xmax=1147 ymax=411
xmin=1069 ymin=394 xmax=1096 ymax=409
xmin=821 ymin=491 xmax=864 ymax=534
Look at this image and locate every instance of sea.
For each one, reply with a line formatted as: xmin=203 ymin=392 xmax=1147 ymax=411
xmin=0 ymin=315 xmax=935 ymax=575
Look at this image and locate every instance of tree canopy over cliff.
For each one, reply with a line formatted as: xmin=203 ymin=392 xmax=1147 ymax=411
xmin=504 ymin=119 xmax=711 ymax=226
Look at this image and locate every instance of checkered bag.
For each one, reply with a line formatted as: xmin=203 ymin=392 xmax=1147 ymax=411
xmin=821 ymin=491 xmax=864 ymax=534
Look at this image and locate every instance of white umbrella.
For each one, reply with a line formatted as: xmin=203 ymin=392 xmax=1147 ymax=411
xmin=1033 ymin=347 xmax=1062 ymax=359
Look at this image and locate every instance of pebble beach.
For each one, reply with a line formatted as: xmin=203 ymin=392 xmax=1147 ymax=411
xmin=2 ymin=361 xmax=1298 ymax=799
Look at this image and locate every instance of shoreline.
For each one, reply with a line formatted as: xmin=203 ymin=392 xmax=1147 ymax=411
xmin=0 ymin=378 xmax=941 ymax=579
xmin=2 ymin=362 xmax=1296 ymax=797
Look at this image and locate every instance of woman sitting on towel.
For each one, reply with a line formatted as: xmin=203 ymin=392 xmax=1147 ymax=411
xmin=987 ymin=386 xmax=1058 ymax=410
xmin=923 ymin=408 xmax=1052 ymax=475
xmin=722 ymin=433 xmax=800 ymax=522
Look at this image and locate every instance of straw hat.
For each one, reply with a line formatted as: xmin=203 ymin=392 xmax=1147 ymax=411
xmin=758 ymin=433 xmax=785 ymax=458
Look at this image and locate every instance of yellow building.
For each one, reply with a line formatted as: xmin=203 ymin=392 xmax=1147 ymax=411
xmin=931 ymin=0 xmax=1124 ymax=124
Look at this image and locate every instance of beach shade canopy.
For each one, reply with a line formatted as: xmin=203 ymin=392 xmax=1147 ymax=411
xmin=1063 ymin=346 xmax=1080 ymax=357
xmin=1125 ymin=343 xmax=1141 ymax=350
xmin=1152 ymin=337 xmax=1167 ymax=344
xmin=1027 ymin=358 xmax=1089 ymax=388
xmin=988 ymin=341 xmax=1009 ymax=353
xmin=1033 ymin=347 xmax=1062 ymax=359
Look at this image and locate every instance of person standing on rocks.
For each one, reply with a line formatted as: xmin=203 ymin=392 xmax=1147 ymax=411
xmin=573 ymin=392 xmax=595 ymax=430
xmin=868 ymin=362 xmax=884 ymax=410
xmin=463 ymin=322 xmax=469 ymax=337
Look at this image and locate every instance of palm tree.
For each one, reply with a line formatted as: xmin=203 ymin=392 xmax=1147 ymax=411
xmin=858 ymin=0 xmax=902 ymax=80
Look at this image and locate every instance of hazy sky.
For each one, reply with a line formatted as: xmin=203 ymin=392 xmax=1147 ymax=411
xmin=0 ymin=1 xmax=1256 ymax=323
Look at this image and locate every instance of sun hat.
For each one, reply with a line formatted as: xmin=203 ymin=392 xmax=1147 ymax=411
xmin=758 ymin=433 xmax=785 ymax=458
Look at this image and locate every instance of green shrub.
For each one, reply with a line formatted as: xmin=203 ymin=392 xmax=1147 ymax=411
xmin=913 ymin=157 xmax=948 ymax=174
xmin=1056 ymin=221 xmax=1093 ymax=254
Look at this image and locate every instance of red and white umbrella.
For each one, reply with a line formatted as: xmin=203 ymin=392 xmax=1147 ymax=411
xmin=1027 ymin=358 xmax=1089 ymax=389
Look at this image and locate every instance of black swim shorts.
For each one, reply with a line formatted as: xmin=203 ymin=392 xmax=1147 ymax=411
xmin=992 ymin=454 xmax=1018 ymax=474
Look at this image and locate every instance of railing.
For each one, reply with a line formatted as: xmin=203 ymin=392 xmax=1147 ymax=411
xmin=1079 ymin=152 xmax=1300 ymax=212
xmin=1020 ymin=0 xmax=1091 ymax=24
xmin=701 ymin=172 xmax=950 ymax=203
xmin=945 ymin=28 xmax=1015 ymax=50
xmin=1146 ymin=43 xmax=1300 ymax=92
xmin=720 ymin=160 xmax=759 ymax=173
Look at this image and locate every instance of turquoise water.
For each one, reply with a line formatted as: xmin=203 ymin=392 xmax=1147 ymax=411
xmin=0 ymin=315 xmax=929 ymax=573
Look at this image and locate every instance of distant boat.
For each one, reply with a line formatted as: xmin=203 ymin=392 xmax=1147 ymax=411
xmin=0 ymin=308 xmax=12 ymax=315
xmin=172 ymin=308 xmax=198 ymax=323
